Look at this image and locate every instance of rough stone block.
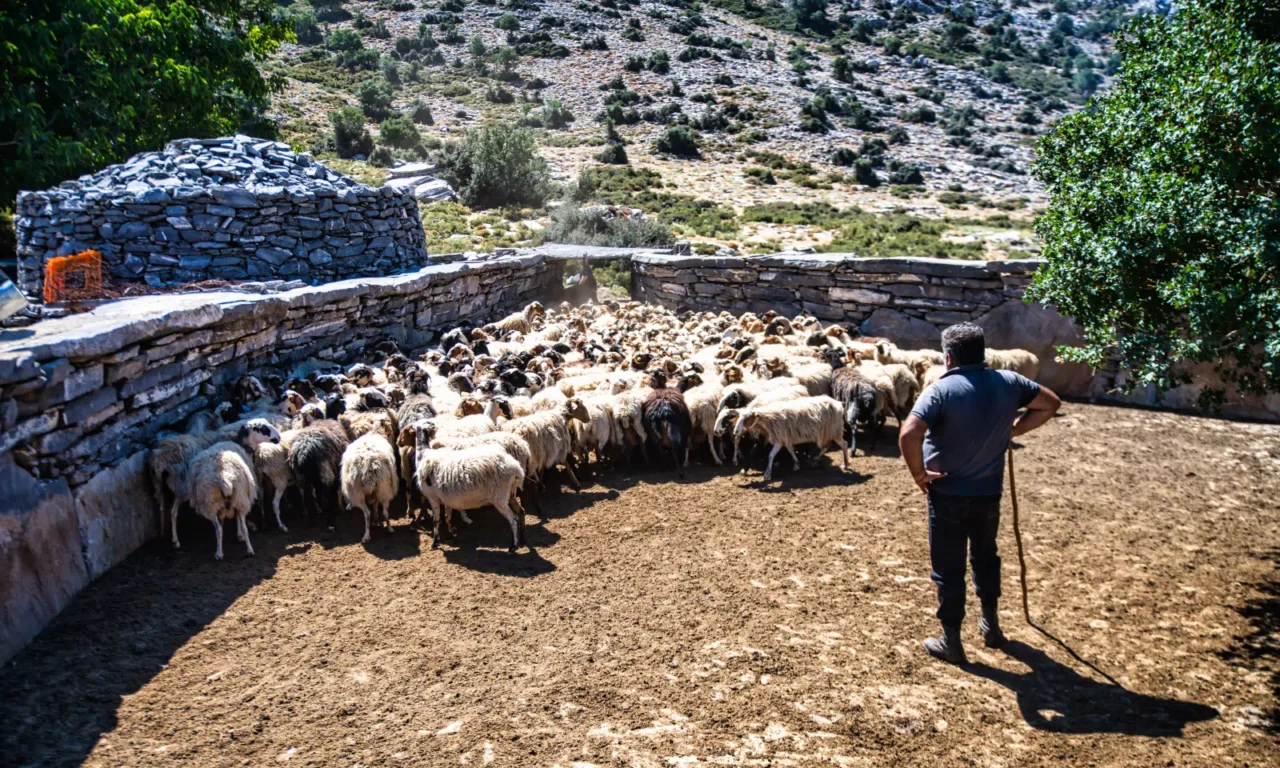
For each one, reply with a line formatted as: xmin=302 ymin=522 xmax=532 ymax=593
xmin=74 ymin=451 xmax=156 ymax=579
xmin=0 ymin=461 xmax=89 ymax=665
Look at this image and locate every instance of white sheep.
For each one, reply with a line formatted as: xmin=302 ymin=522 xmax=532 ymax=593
xmin=253 ymin=431 xmax=295 ymax=533
xmin=413 ymin=440 xmax=526 ymax=552
xmin=731 ymin=396 xmax=849 ymax=481
xmin=183 ymin=419 xmax=278 ymax=559
xmin=986 ymin=348 xmax=1041 ymax=381
xmin=682 ymin=380 xmax=725 ymax=465
xmin=500 ymin=398 xmax=588 ymax=490
xmin=571 ymin=395 xmax=614 ymax=468
xmin=340 ymin=433 xmax=400 ymax=543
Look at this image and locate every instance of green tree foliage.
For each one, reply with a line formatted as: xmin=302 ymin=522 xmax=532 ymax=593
xmin=330 ymin=106 xmax=373 ymax=158
xmin=434 ymin=123 xmax=551 ymax=209
xmin=1030 ymin=0 xmax=1280 ymax=398
xmin=656 ymin=125 xmax=700 ymax=157
xmin=378 ymin=115 xmax=421 ymax=149
xmin=0 ymin=0 xmax=290 ymax=204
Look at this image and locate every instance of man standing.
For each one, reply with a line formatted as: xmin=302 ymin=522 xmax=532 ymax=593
xmin=898 ymin=323 xmax=1061 ymax=663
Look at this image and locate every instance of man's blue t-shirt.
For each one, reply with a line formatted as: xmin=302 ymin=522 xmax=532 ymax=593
xmin=909 ymin=363 xmax=1041 ymax=497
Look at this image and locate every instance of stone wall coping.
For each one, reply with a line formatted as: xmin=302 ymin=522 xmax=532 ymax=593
xmin=0 ymin=253 xmax=547 ymax=375
xmin=631 ymin=252 xmax=1046 ymax=277
xmin=536 ymin=244 xmax=669 ymax=263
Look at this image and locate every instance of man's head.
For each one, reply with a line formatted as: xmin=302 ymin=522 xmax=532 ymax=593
xmin=941 ymin=323 xmax=986 ymax=369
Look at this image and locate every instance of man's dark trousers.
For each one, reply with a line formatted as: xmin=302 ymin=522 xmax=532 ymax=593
xmin=927 ymin=491 xmax=1002 ymax=627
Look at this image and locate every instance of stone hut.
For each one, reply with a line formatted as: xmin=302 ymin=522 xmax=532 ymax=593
xmin=14 ymin=136 xmax=429 ymax=298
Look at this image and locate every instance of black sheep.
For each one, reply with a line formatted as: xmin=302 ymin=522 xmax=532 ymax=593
xmin=641 ymin=371 xmax=692 ymax=478
xmin=288 ymin=422 xmax=350 ymax=531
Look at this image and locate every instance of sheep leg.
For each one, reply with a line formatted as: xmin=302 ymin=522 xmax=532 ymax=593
xmin=510 ymin=491 xmax=527 ymax=548
xmin=213 ymin=518 xmax=224 ymax=561
xmin=459 ymin=509 xmax=473 ymax=525
xmin=383 ymin=502 xmax=393 ymax=533
xmin=708 ymin=433 xmax=723 ymax=466
xmin=837 ymin=437 xmax=850 ymax=469
xmin=763 ymin=443 xmax=783 ymax=482
xmin=238 ymin=512 xmax=255 ymax=557
xmin=429 ymin=499 xmax=442 ymax=549
xmin=563 ymin=460 xmax=582 ymax=492
xmin=494 ymin=499 xmax=520 ymax=554
xmin=786 ymin=444 xmax=801 ymax=470
xmin=272 ymin=486 xmax=288 ymax=533
xmin=170 ymin=498 xmax=182 ymax=550
xmin=359 ymin=501 xmax=372 ymax=544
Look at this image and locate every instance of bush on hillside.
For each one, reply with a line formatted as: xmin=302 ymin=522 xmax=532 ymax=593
xmin=543 ymin=205 xmax=672 ymax=248
xmin=656 ymin=125 xmax=699 ymax=157
xmin=433 ymin=123 xmax=552 ymax=208
xmin=330 ymin=107 xmax=374 ymax=158
xmin=379 ymin=115 xmax=421 ymax=149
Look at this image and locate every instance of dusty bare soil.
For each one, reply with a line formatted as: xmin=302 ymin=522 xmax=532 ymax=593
xmin=2 ymin=404 xmax=1277 ymax=767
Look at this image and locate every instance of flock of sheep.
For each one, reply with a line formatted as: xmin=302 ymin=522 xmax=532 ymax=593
xmin=150 ymin=300 xmax=1040 ymax=558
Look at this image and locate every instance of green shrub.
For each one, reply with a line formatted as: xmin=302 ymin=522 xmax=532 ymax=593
xmin=338 ymin=48 xmax=379 ymax=70
xmin=369 ymin=145 xmax=395 ymax=166
xmin=883 ymin=36 xmax=902 ymax=55
xmin=744 ymin=166 xmax=776 ymax=185
xmin=441 ymin=83 xmax=470 ymax=97
xmin=646 ymin=49 xmax=671 ymax=74
xmin=832 ymin=147 xmax=856 ymax=166
xmin=497 ymin=13 xmax=520 ymax=30
xmin=409 ymin=100 xmax=434 ymax=124
xmin=900 ymin=105 xmax=937 ymax=123
xmin=622 ymin=26 xmax=644 ymax=42
xmin=596 ymin=142 xmax=629 ymax=164
xmin=888 ymin=164 xmax=924 ymax=185
xmin=485 ymin=85 xmax=515 ymax=103
xmin=330 ymin=107 xmax=374 ymax=158
xmin=583 ymin=35 xmax=608 ymax=50
xmin=379 ymin=115 xmax=421 ymax=148
xmin=326 ymin=27 xmax=363 ymax=52
xmin=543 ymin=205 xmax=672 ymax=247
xmin=540 ymin=99 xmax=574 ymax=129
xmin=279 ymin=4 xmax=323 ymax=45
xmin=434 ymin=123 xmax=551 ymax=208
xmin=380 ymin=55 xmax=401 ymax=85
xmin=853 ymin=159 xmax=879 ymax=187
xmin=656 ymin=125 xmax=699 ymax=157
xmin=887 ymin=126 xmax=910 ymax=144
xmin=358 ymin=79 xmax=394 ymax=119
xmin=713 ymin=72 xmax=734 ymax=86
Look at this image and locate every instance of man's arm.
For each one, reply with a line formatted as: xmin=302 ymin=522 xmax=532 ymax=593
xmin=899 ymin=414 xmax=945 ymax=494
xmin=1011 ymin=386 xmax=1061 ymax=438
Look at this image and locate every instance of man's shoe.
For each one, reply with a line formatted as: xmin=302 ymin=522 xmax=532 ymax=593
xmin=923 ymin=626 xmax=965 ymax=663
xmin=979 ymin=609 xmax=1006 ymax=649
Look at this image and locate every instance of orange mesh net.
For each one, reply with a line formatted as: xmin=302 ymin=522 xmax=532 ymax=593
xmin=44 ymin=250 xmax=104 ymax=304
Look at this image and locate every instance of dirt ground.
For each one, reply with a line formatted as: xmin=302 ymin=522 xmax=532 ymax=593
xmin=2 ymin=403 xmax=1277 ymax=768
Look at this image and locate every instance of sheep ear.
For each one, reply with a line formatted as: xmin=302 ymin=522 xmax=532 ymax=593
xmin=237 ymin=425 xmax=249 ymax=441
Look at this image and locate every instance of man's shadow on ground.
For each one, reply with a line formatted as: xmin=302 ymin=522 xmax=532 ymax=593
xmin=965 ymin=640 xmax=1218 ymax=736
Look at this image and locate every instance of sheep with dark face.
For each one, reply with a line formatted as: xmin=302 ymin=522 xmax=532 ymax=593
xmin=288 ymin=416 xmax=351 ymax=531
xmin=641 ymin=371 xmax=692 ymax=478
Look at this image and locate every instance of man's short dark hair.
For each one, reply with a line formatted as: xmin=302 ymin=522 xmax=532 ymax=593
xmin=941 ymin=323 xmax=985 ymax=366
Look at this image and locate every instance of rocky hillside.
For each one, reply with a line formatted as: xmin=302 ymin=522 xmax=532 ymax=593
xmin=264 ymin=0 xmax=1137 ymax=255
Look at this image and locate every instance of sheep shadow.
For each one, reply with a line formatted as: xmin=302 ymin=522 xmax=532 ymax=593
xmin=441 ymin=544 xmax=557 ymax=578
xmin=0 ymin=533 xmax=295 ymax=766
xmin=1216 ymin=547 xmax=1279 ymax=735
xmin=741 ymin=466 xmax=873 ymax=493
xmin=965 ymin=640 xmax=1218 ymax=736
xmin=361 ymin=525 xmax=423 ymax=560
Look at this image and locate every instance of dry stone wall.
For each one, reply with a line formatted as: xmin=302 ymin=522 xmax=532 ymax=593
xmin=14 ymin=136 xmax=428 ymax=298
xmin=0 ymin=253 xmax=559 ymax=664
xmin=633 ymin=252 xmax=1091 ymax=394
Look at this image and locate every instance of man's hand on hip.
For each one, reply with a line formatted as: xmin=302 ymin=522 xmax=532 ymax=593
xmin=913 ymin=470 xmax=946 ymax=495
